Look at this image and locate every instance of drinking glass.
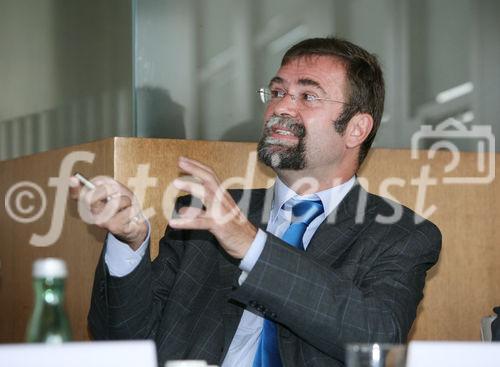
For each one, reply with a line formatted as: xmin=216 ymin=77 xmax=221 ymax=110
xmin=346 ymin=343 xmax=407 ymax=367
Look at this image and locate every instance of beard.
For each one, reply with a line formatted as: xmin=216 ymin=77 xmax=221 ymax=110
xmin=257 ymin=115 xmax=307 ymax=170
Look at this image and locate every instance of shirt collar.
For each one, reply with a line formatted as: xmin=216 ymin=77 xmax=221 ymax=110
xmin=270 ymin=175 xmax=356 ymax=223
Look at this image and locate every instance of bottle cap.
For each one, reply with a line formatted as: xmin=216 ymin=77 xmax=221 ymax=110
xmin=32 ymin=258 xmax=68 ymax=278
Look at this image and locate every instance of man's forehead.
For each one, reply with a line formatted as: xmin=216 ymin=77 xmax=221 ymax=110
xmin=283 ymin=53 xmax=345 ymax=66
xmin=273 ymin=55 xmax=347 ymax=92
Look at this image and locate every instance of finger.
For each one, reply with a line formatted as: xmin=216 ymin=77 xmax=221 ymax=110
xmin=175 ymin=167 xmax=237 ymax=218
xmin=92 ymin=194 xmax=132 ymax=216
xmin=91 ymin=176 xmax=134 ymax=202
xmin=180 ymin=159 xmax=237 ymax=209
xmin=91 ymin=196 xmax=131 ymax=225
xmin=173 ymin=178 xmax=206 ymax=203
xmin=105 ymin=206 xmax=143 ymax=233
xmin=121 ymin=205 xmax=146 ymax=226
xmin=68 ymin=176 xmax=82 ymax=199
xmin=168 ymin=216 xmax=211 ymax=230
xmin=72 ymin=175 xmax=115 ymax=200
xmin=178 ymin=157 xmax=219 ymax=187
xmin=77 ymin=188 xmax=121 ymax=226
xmin=90 ymin=184 xmax=121 ymax=204
xmin=82 ymin=185 xmax=121 ymax=218
xmin=177 ymin=206 xmax=204 ymax=219
xmin=177 ymin=160 xmax=228 ymax=204
xmin=179 ymin=156 xmax=215 ymax=173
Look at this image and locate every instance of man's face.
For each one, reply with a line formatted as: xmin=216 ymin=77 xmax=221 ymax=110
xmin=257 ymin=56 xmax=350 ymax=173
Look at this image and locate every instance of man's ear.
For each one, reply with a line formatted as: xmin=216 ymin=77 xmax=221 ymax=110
xmin=344 ymin=113 xmax=373 ymax=149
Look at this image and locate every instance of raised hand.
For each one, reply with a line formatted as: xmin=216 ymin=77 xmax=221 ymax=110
xmin=169 ymin=156 xmax=257 ymax=259
xmin=68 ymin=175 xmax=148 ymax=250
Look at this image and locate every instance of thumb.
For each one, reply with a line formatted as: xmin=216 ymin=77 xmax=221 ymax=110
xmin=68 ymin=176 xmax=82 ymax=199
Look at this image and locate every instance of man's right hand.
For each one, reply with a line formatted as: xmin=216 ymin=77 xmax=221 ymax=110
xmin=68 ymin=176 xmax=148 ymax=250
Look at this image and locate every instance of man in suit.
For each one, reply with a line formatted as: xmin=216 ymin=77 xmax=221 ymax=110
xmin=71 ymin=37 xmax=441 ymax=366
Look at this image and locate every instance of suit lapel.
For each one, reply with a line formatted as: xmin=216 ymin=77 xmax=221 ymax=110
xmin=306 ymin=183 xmax=379 ymax=264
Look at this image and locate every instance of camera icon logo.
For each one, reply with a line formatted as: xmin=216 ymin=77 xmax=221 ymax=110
xmin=411 ymin=118 xmax=495 ymax=184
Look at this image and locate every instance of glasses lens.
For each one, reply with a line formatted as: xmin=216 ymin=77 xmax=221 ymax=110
xmin=258 ymin=88 xmax=270 ymax=104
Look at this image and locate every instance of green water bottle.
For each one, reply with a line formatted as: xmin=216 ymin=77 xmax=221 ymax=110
xmin=25 ymin=258 xmax=72 ymax=343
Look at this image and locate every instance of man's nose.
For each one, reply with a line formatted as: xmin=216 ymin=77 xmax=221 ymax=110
xmin=271 ymin=94 xmax=299 ymax=117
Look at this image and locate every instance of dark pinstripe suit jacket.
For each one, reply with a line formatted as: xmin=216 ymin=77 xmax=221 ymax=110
xmin=88 ymin=183 xmax=441 ymax=366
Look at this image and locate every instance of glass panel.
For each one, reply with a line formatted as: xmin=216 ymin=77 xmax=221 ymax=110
xmin=0 ymin=0 xmax=133 ymax=161
xmin=2 ymin=0 xmax=499 ymax=160
xmin=134 ymin=0 xmax=500 ymax=153
xmin=409 ymin=0 xmax=472 ymax=115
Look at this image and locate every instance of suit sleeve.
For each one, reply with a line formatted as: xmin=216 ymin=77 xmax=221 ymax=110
xmin=230 ymin=216 xmax=441 ymax=361
xmin=87 ymin=202 xmax=188 ymax=340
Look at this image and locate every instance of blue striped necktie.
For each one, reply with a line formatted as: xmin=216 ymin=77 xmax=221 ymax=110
xmin=252 ymin=199 xmax=324 ymax=367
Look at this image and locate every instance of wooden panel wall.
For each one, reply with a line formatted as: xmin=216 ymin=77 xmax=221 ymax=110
xmin=0 ymin=139 xmax=115 ymax=342
xmin=358 ymin=149 xmax=500 ymax=340
xmin=1 ymin=137 xmax=499 ymax=344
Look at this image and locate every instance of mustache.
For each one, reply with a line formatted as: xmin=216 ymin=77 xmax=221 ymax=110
xmin=264 ymin=116 xmax=306 ymax=138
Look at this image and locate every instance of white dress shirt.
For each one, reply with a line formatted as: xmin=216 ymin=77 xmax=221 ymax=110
xmin=105 ymin=222 xmax=150 ymax=277
xmin=104 ymin=176 xmax=355 ymax=366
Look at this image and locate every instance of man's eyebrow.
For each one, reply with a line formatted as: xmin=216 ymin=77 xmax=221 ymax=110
xmin=298 ymin=78 xmax=326 ymax=94
xmin=269 ymin=76 xmax=284 ymax=86
xmin=268 ymin=76 xmax=327 ymax=95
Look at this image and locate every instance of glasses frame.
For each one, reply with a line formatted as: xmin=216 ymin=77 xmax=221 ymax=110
xmin=257 ymin=87 xmax=351 ymax=108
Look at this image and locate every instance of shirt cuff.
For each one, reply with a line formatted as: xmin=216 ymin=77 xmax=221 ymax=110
xmin=238 ymin=229 xmax=267 ymax=284
xmin=104 ymin=221 xmax=151 ymax=277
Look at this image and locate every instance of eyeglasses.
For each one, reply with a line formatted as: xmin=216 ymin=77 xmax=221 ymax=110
xmin=257 ymin=87 xmax=350 ymax=109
